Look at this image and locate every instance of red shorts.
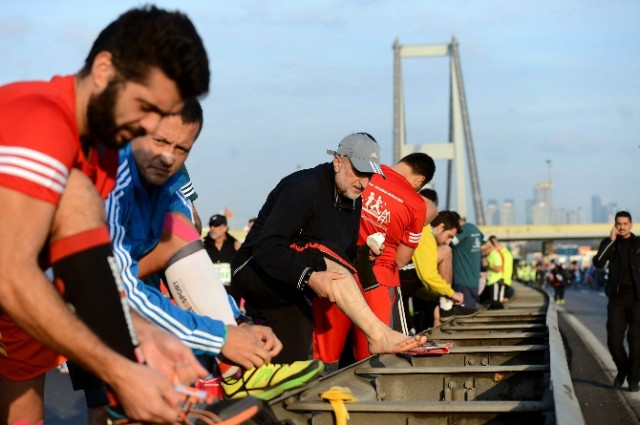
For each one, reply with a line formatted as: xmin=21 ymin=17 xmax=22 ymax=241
xmin=0 ymin=313 xmax=66 ymax=381
xmin=312 ymin=294 xmax=351 ymax=363
xmin=311 ymin=265 xmax=397 ymax=363
xmin=291 ymin=242 xmax=399 ymax=363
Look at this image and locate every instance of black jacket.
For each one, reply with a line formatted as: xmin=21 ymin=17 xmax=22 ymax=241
xmin=203 ymin=232 xmax=238 ymax=263
xmin=548 ymin=264 xmax=569 ymax=288
xmin=234 ymin=162 xmax=361 ymax=290
xmin=592 ymin=232 xmax=640 ymax=298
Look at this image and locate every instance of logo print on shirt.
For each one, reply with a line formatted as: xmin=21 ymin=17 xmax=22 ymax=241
xmin=364 ymin=191 xmax=390 ymax=225
xmin=471 ymin=235 xmax=482 ymax=252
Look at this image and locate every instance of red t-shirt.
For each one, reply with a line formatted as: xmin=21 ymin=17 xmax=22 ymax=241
xmin=0 ymin=75 xmax=118 ymax=380
xmin=358 ymin=165 xmax=426 ymax=287
xmin=0 ymin=75 xmax=117 ymax=203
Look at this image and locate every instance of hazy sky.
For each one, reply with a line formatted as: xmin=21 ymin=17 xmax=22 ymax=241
xmin=2 ymin=0 xmax=638 ymax=228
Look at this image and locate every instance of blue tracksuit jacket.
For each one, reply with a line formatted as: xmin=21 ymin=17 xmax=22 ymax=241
xmin=105 ymin=144 xmax=235 ymax=357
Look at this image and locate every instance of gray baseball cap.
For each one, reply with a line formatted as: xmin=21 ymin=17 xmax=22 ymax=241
xmin=327 ymin=133 xmax=384 ymax=176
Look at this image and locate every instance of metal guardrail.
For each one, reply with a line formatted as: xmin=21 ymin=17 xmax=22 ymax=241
xmin=266 ymin=282 xmax=585 ymax=425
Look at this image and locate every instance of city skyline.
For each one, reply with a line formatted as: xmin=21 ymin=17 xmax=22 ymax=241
xmin=485 ymin=184 xmax=619 ymax=225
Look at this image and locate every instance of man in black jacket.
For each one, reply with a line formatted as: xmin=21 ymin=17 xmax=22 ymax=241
xmin=232 ymin=133 xmax=425 ymax=364
xmin=592 ymin=210 xmax=640 ymax=391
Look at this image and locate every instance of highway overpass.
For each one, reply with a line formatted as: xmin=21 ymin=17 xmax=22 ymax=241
xmin=229 ymin=224 xmax=612 ymax=244
xmin=478 ymin=223 xmax=611 ymax=241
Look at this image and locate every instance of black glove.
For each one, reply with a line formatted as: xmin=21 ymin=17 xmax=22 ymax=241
xmin=354 ymin=244 xmax=379 ymax=291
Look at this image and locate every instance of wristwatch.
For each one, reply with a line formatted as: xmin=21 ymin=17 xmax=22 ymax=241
xmin=235 ymin=313 xmax=255 ymax=326
xmin=299 ymin=268 xmax=314 ymax=292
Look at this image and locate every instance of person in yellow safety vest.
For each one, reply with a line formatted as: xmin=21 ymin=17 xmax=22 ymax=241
xmin=481 ymin=237 xmax=504 ymax=306
xmin=528 ymin=261 xmax=538 ymax=285
xmin=517 ymin=261 xmax=532 ymax=285
xmin=488 ymin=236 xmax=513 ymax=301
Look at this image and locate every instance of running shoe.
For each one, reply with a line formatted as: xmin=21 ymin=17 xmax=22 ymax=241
xmin=613 ymin=371 xmax=627 ymax=389
xmin=106 ymin=387 xmax=262 ymax=425
xmin=222 ymin=359 xmax=324 ymax=400
xmin=440 ymin=305 xmax=478 ymax=318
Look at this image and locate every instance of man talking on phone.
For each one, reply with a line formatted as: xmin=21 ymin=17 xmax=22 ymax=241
xmin=592 ymin=211 xmax=640 ymax=392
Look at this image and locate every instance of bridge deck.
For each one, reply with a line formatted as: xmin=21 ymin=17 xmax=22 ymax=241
xmin=478 ymin=223 xmax=610 ymax=241
xmin=267 ymin=283 xmax=584 ymax=425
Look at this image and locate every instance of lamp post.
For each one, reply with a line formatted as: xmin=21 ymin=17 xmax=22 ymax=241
xmin=546 ymin=159 xmax=553 ymax=226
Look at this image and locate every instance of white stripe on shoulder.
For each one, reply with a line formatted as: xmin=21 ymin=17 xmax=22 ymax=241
xmin=408 ymin=231 xmax=422 ymax=244
xmin=180 ymin=182 xmax=196 ymax=198
xmin=0 ymin=165 xmax=65 ymax=194
xmin=0 ymin=146 xmax=69 ymax=192
xmin=0 ymin=146 xmax=68 ymax=176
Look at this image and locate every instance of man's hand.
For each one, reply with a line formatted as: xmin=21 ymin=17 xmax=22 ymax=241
xmin=308 ymin=271 xmax=346 ymax=302
xmin=451 ymin=292 xmax=464 ymax=305
xmin=108 ymin=360 xmax=183 ymax=423
xmin=133 ymin=313 xmax=206 ymax=385
xmin=368 ymin=243 xmax=385 ymax=261
xmin=222 ymin=325 xmax=273 ymax=369
xmin=245 ymin=324 xmax=283 ymax=358
xmin=610 ymin=225 xmax=618 ymax=241
xmin=368 ymin=332 xmax=427 ymax=355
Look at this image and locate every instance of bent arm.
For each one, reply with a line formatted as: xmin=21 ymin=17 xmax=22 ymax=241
xmin=252 ymin=183 xmax=315 ymax=285
xmin=108 ymin=205 xmax=227 ymax=356
xmin=0 ymin=187 xmax=133 ymax=386
xmin=592 ymin=238 xmax=614 ymax=268
xmin=412 ymin=236 xmax=454 ymax=297
xmin=395 ymin=243 xmax=416 ymax=269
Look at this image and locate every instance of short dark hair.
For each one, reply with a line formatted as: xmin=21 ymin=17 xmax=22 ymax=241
xmin=80 ymin=5 xmax=209 ymax=99
xmin=615 ymin=211 xmax=632 ymax=222
xmin=399 ymin=153 xmax=436 ymax=184
xmin=176 ymin=98 xmax=204 ymax=139
xmin=489 ymin=235 xmax=498 ymax=246
xmin=431 ymin=210 xmax=462 ymax=233
xmin=419 ymin=188 xmax=438 ymax=206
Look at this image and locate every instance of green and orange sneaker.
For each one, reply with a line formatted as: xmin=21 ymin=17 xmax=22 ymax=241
xmin=222 ymin=359 xmax=324 ymax=400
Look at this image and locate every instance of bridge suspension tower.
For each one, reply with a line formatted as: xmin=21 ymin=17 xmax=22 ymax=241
xmin=393 ymin=37 xmax=485 ymax=225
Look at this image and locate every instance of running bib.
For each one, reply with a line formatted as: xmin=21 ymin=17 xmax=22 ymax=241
xmin=213 ymin=263 xmax=232 ymax=285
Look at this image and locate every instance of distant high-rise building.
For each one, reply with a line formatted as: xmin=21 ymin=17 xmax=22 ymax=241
xmin=553 ymin=207 xmax=589 ymax=224
xmin=554 ymin=208 xmax=567 ymax=224
xmin=500 ymin=199 xmax=516 ymax=225
xmin=486 ymin=199 xmax=499 ymax=225
xmin=591 ymin=195 xmax=609 ymax=223
xmin=525 ymin=199 xmax=534 ymax=225
xmin=532 ymin=202 xmax=550 ymax=225
xmin=576 ymin=207 xmax=586 ymax=224
xmin=591 ymin=195 xmax=601 ymax=221
xmin=606 ymin=202 xmax=620 ymax=222
xmin=532 ymin=182 xmax=553 ymax=224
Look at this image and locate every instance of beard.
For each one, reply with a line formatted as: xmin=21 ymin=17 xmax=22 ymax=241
xmin=86 ymin=77 xmax=146 ymax=149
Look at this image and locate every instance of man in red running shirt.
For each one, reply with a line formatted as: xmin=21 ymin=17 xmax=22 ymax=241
xmin=354 ymin=153 xmax=436 ymax=359
xmin=314 ymin=153 xmax=436 ymax=365
xmin=0 ymin=6 xmax=210 ymax=424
